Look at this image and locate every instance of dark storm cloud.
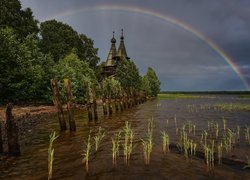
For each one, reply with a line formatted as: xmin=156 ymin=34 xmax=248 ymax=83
xmin=20 ymin=0 xmax=250 ymax=90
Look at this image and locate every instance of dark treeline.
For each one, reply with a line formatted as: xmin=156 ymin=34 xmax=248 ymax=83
xmin=0 ymin=0 xmax=161 ymax=105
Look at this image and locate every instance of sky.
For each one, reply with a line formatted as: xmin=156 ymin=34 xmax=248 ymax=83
xmin=20 ymin=0 xmax=250 ymax=91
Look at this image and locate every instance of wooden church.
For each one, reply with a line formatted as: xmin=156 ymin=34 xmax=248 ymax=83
xmin=102 ymin=29 xmax=130 ymax=77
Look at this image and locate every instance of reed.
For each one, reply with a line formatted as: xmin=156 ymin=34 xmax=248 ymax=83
xmin=148 ymin=117 xmax=154 ymax=135
xmin=217 ymin=141 xmax=223 ymax=165
xmin=223 ymin=118 xmax=227 ymax=132
xmin=193 ymin=124 xmax=196 ymax=136
xmin=215 ymin=123 xmax=219 ymax=139
xmin=204 ymin=141 xmax=214 ymax=172
xmin=141 ymin=135 xmax=153 ymax=165
xmin=174 ymin=115 xmax=178 ymax=135
xmin=161 ymin=131 xmax=170 ymax=154
xmin=48 ymin=131 xmax=58 ymax=180
xmin=245 ymin=126 xmax=250 ymax=145
xmin=123 ymin=121 xmax=134 ymax=166
xmin=94 ymin=127 xmax=105 ymax=152
xmin=236 ymin=125 xmax=240 ymax=143
xmin=111 ymin=131 xmax=121 ymax=168
xmin=82 ymin=131 xmax=92 ymax=174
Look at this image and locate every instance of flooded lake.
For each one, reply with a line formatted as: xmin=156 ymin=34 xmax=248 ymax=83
xmin=1 ymin=95 xmax=250 ymax=179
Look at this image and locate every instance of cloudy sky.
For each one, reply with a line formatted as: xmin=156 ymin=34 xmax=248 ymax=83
xmin=20 ymin=0 xmax=250 ymax=91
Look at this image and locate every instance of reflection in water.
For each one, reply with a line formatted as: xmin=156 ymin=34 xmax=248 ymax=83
xmin=1 ymin=95 xmax=250 ymax=179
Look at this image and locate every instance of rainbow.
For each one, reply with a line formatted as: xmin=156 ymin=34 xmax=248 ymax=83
xmin=42 ymin=4 xmax=249 ymax=90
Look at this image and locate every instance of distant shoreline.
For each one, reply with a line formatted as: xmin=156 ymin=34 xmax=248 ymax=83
xmin=160 ymin=91 xmax=250 ymax=95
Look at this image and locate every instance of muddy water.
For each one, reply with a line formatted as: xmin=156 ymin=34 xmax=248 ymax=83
xmin=1 ymin=95 xmax=250 ymax=179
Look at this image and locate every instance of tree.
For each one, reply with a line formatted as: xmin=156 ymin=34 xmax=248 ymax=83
xmin=0 ymin=27 xmax=54 ymax=103
xmin=140 ymin=75 xmax=151 ymax=95
xmin=0 ymin=0 xmax=39 ymax=39
xmin=101 ymin=77 xmax=121 ymax=98
xmin=115 ymin=60 xmax=141 ymax=91
xmin=79 ymin=34 xmax=100 ymax=69
xmin=145 ymin=67 xmax=161 ymax=96
xmin=40 ymin=20 xmax=100 ymax=68
xmin=54 ymin=52 xmax=97 ymax=103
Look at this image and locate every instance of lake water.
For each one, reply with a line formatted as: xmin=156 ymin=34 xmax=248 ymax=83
xmin=1 ymin=95 xmax=250 ymax=179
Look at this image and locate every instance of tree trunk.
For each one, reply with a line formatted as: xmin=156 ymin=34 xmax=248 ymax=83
xmin=64 ymin=79 xmax=76 ymax=131
xmin=51 ymin=79 xmax=67 ymax=131
xmin=85 ymin=81 xmax=93 ymax=121
xmin=6 ymin=103 xmax=20 ymax=156
xmin=92 ymin=84 xmax=98 ymax=121
xmin=102 ymin=97 xmax=108 ymax=115
xmin=0 ymin=121 xmax=3 ymax=153
xmin=108 ymin=97 xmax=113 ymax=115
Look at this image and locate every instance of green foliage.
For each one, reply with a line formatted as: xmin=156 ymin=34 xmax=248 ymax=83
xmin=40 ymin=20 xmax=99 ymax=68
xmin=140 ymin=75 xmax=151 ymax=95
xmin=0 ymin=0 xmax=39 ymax=39
xmin=116 ymin=60 xmax=141 ymax=90
xmin=0 ymin=27 xmax=54 ymax=103
xmin=54 ymin=52 xmax=97 ymax=103
xmin=101 ymin=77 xmax=122 ymax=98
xmin=79 ymin=34 xmax=100 ymax=69
xmin=145 ymin=67 xmax=161 ymax=96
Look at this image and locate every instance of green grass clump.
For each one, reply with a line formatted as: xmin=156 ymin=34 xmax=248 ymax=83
xmin=238 ymin=95 xmax=250 ymax=99
xmin=141 ymin=135 xmax=153 ymax=165
xmin=214 ymin=103 xmax=250 ymax=112
xmin=141 ymin=117 xmax=154 ymax=165
xmin=48 ymin=131 xmax=58 ymax=180
xmin=157 ymin=93 xmax=198 ymax=100
xmin=94 ymin=127 xmax=105 ymax=152
xmin=111 ymin=131 xmax=121 ymax=168
xmin=245 ymin=126 xmax=250 ymax=145
xmin=82 ymin=131 xmax=92 ymax=174
xmin=204 ymin=140 xmax=215 ymax=172
xmin=217 ymin=141 xmax=223 ymax=165
xmin=123 ymin=121 xmax=134 ymax=166
xmin=161 ymin=131 xmax=170 ymax=154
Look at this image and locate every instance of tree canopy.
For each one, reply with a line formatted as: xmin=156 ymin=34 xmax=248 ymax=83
xmin=0 ymin=0 xmax=39 ymax=39
xmin=54 ymin=52 xmax=97 ymax=103
xmin=0 ymin=27 xmax=54 ymax=103
xmin=39 ymin=20 xmax=100 ymax=68
xmin=144 ymin=67 xmax=161 ymax=96
xmin=115 ymin=60 xmax=141 ymax=91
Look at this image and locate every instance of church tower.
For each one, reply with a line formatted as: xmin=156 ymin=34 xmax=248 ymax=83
xmin=106 ymin=32 xmax=117 ymax=67
xmin=117 ymin=29 xmax=128 ymax=59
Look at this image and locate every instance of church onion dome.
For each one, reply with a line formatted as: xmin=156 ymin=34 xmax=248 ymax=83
xmin=111 ymin=31 xmax=116 ymax=43
xmin=120 ymin=29 xmax=124 ymax=41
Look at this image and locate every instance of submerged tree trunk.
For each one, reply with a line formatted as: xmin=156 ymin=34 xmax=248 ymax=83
xmin=92 ymin=84 xmax=98 ymax=121
xmin=85 ymin=81 xmax=93 ymax=121
xmin=108 ymin=97 xmax=113 ymax=115
xmin=102 ymin=97 xmax=108 ymax=115
xmin=51 ymin=79 xmax=67 ymax=131
xmin=64 ymin=79 xmax=76 ymax=131
xmin=0 ymin=121 xmax=3 ymax=153
xmin=6 ymin=103 xmax=20 ymax=156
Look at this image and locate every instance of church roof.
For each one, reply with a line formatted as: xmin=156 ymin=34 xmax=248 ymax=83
xmin=106 ymin=32 xmax=117 ymax=66
xmin=117 ymin=29 xmax=128 ymax=59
